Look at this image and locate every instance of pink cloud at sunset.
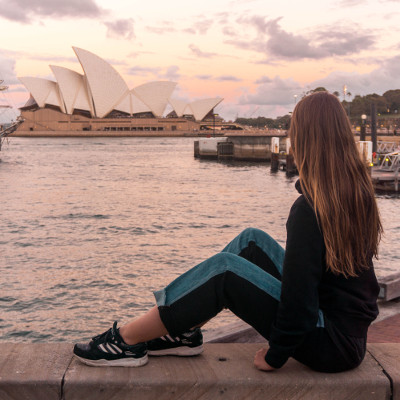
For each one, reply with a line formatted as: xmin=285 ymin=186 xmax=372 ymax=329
xmin=1 ymin=0 xmax=400 ymax=122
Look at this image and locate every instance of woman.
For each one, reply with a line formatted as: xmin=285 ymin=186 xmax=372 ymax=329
xmin=74 ymin=91 xmax=382 ymax=372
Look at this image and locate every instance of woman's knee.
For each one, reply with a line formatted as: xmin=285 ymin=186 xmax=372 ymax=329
xmin=206 ymin=252 xmax=245 ymax=275
xmin=238 ymin=227 xmax=272 ymax=244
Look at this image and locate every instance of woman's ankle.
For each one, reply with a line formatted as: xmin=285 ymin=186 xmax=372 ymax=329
xmin=118 ymin=325 xmax=138 ymax=345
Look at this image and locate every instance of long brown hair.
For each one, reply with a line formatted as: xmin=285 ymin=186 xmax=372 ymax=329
xmin=289 ymin=91 xmax=382 ymax=277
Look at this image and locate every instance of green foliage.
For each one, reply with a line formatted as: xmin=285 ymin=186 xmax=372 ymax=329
xmin=342 ymin=90 xmax=400 ymax=116
xmin=235 ymin=89 xmax=400 ymax=127
xmin=235 ymin=115 xmax=291 ymax=129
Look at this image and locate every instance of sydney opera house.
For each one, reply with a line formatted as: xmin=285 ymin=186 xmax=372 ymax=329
xmin=16 ymin=47 xmax=241 ymax=136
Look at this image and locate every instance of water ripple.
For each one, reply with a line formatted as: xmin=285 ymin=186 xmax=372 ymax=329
xmin=1 ymin=137 xmax=398 ymax=342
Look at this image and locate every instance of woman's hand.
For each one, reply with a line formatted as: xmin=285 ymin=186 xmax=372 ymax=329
xmin=254 ymin=348 xmax=276 ymax=372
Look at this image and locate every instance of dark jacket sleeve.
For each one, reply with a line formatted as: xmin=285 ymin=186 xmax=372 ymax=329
xmin=265 ymin=196 xmax=324 ymax=368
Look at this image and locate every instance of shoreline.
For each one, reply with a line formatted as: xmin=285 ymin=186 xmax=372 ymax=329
xmin=10 ymin=130 xmax=216 ymax=138
xmin=9 ymin=130 xmax=400 ymax=144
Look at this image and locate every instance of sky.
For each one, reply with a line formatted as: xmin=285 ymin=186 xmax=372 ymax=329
xmin=0 ymin=0 xmax=400 ymax=123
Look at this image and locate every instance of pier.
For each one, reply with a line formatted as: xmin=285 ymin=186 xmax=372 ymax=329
xmin=194 ymin=131 xmax=287 ymax=161
xmin=372 ymin=148 xmax=400 ymax=192
xmin=194 ymin=135 xmax=400 ymax=192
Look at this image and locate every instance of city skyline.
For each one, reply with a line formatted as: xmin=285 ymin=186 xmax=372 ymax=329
xmin=1 ymin=0 xmax=400 ymax=122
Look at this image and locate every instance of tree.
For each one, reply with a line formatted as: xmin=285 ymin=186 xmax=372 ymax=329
xmin=382 ymin=89 xmax=400 ymax=113
xmin=305 ymin=87 xmax=327 ymax=96
xmin=333 ymin=91 xmax=340 ymax=97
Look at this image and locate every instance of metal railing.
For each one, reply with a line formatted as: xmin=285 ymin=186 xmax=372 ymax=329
xmin=377 ymin=141 xmax=398 ymax=154
xmin=0 ymin=119 xmax=23 ymax=150
xmin=379 ymin=151 xmax=400 ymax=171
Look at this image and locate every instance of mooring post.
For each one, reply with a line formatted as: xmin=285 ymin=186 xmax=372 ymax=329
xmin=285 ymin=137 xmax=296 ymax=175
xmin=271 ymin=137 xmax=279 ymax=172
xmin=370 ymin=103 xmax=377 ymax=153
xmin=357 ymin=141 xmax=373 ymax=175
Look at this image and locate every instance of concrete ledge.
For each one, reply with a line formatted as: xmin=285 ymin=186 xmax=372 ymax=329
xmin=369 ymin=343 xmax=400 ymax=400
xmin=0 ymin=343 xmax=397 ymax=400
xmin=0 ymin=343 xmax=73 ymax=400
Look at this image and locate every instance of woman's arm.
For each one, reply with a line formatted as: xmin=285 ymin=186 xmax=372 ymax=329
xmin=265 ymin=196 xmax=324 ymax=369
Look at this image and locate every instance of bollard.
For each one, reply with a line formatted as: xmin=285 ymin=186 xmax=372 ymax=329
xmin=271 ymin=152 xmax=279 ymax=172
xmin=286 ymin=153 xmax=297 ymax=175
xmin=285 ymin=138 xmax=297 ymax=175
xmin=194 ymin=141 xmax=199 ymax=158
xmin=270 ymin=137 xmax=280 ymax=172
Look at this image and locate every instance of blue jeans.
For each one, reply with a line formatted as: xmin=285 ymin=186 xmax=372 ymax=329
xmin=155 ymin=228 xmax=323 ymax=337
xmin=153 ymin=228 xmax=365 ymax=372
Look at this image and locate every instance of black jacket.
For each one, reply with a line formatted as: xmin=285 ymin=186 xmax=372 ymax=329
xmin=265 ymin=181 xmax=379 ymax=368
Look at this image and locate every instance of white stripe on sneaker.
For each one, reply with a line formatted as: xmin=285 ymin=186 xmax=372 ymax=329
xmin=98 ymin=344 xmax=108 ymax=353
xmin=105 ymin=343 xmax=117 ymax=354
xmin=109 ymin=343 xmax=123 ymax=354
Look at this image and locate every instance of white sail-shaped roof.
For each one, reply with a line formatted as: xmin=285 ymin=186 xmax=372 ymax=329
xmin=73 ymin=47 xmax=129 ymax=118
xmin=74 ymin=82 xmax=93 ymax=113
xmin=18 ymin=77 xmax=57 ymax=108
xmin=131 ymin=92 xmax=151 ymax=114
xmin=50 ymin=65 xmax=92 ymax=115
xmin=114 ymin=92 xmax=132 ymax=115
xmin=44 ymin=83 xmax=66 ymax=113
xmin=189 ymin=98 xmax=223 ymax=121
xmin=133 ymin=81 xmax=176 ymax=117
xmin=169 ymin=98 xmax=187 ymax=117
xmin=22 ymin=95 xmax=37 ymax=108
xmin=18 ymin=47 xmax=224 ymax=121
xmin=114 ymin=90 xmax=151 ymax=115
xmin=182 ymin=104 xmax=193 ymax=116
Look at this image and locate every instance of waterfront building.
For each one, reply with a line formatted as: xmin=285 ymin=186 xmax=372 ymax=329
xmin=16 ymin=47 xmax=242 ymax=136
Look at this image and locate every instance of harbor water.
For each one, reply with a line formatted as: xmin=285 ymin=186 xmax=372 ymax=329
xmin=0 ymin=137 xmax=399 ymax=342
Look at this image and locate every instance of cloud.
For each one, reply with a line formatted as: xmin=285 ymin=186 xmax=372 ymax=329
xmin=216 ymin=75 xmax=242 ymax=82
xmin=162 ymin=65 xmax=181 ymax=81
xmin=235 ymin=54 xmax=400 ymax=118
xmin=239 ymin=75 xmax=302 ymax=106
xmin=127 ymin=66 xmax=161 ymax=76
xmin=194 ymin=74 xmax=241 ymax=81
xmin=225 ymin=16 xmax=376 ymax=61
xmin=337 ymin=0 xmax=367 ymax=6
xmin=127 ymin=51 xmax=156 ymax=58
xmin=188 ymin=44 xmax=218 ymax=58
xmin=222 ymin=26 xmax=236 ymax=37
xmin=0 ymin=0 xmax=104 ymax=23
xmin=184 ymin=18 xmax=214 ymax=35
xmin=196 ymin=74 xmax=213 ymax=80
xmin=146 ymin=21 xmax=177 ymax=35
xmin=0 ymin=48 xmax=77 ymax=64
xmin=104 ymin=18 xmax=135 ymax=40
xmin=255 ymin=76 xmax=273 ymax=84
xmin=309 ymin=54 xmax=400 ymax=96
xmin=0 ymin=54 xmax=18 ymax=84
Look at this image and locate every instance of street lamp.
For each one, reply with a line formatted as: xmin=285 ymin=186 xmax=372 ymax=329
xmin=360 ymin=114 xmax=367 ymax=141
xmin=294 ymin=94 xmax=298 ymax=105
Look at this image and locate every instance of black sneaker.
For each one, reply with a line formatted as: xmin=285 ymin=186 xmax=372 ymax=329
xmin=73 ymin=321 xmax=148 ymax=367
xmin=147 ymin=328 xmax=203 ymax=356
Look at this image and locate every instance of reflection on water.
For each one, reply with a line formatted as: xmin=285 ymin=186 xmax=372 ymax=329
xmin=0 ymin=137 xmax=398 ymax=342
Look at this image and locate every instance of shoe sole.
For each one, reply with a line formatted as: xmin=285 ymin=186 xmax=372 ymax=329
xmin=148 ymin=345 xmax=204 ymax=357
xmin=74 ymin=354 xmax=148 ymax=367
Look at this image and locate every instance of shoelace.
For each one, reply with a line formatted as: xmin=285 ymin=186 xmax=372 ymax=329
xmin=91 ymin=322 xmax=118 ymax=344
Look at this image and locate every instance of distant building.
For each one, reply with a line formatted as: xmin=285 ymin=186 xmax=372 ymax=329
xmin=16 ymin=47 xmax=242 ymax=135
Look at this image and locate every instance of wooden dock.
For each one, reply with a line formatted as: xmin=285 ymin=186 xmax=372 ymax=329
xmin=371 ymin=165 xmax=399 ymax=193
xmin=378 ymin=272 xmax=400 ymax=301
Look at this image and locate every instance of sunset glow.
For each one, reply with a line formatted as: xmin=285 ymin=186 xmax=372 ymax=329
xmin=1 ymin=0 xmax=400 ymax=122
